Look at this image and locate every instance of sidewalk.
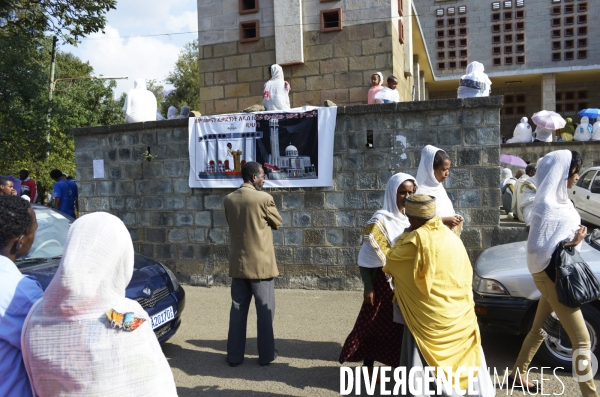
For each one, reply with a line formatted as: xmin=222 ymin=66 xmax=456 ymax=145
xmin=165 ymin=285 xmax=592 ymax=397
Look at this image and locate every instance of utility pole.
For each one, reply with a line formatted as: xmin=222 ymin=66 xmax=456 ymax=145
xmin=46 ymin=35 xmax=58 ymax=158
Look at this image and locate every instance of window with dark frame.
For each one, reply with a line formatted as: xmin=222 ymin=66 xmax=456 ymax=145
xmin=565 ymin=103 xmax=575 ymax=112
xmin=505 ymin=57 xmax=513 ymax=65
xmin=447 ymin=7 xmax=455 ymax=15
xmin=578 ymin=50 xmax=587 ymax=59
xmin=459 ymin=17 xmax=467 ymax=25
xmin=556 ymin=92 xmax=562 ymax=100
xmin=438 ymin=51 xmax=445 ymax=59
xmin=459 ymin=49 xmax=468 ymax=57
xmin=516 ymin=55 xmax=525 ymax=64
xmin=552 ymin=6 xmax=561 ymax=15
xmin=504 ymin=11 xmax=512 ymax=19
xmin=565 ymin=40 xmax=574 ymax=48
xmin=492 ymin=24 xmax=501 ymax=33
xmin=505 ymin=45 xmax=513 ymax=54
xmin=551 ymin=30 xmax=561 ymax=38
xmin=448 ymin=29 xmax=456 ymax=37
xmin=577 ymin=15 xmax=587 ymax=24
xmin=516 ymin=94 xmax=525 ymax=103
xmin=436 ymin=8 xmax=444 ymax=17
xmin=437 ymin=30 xmax=445 ymax=38
xmin=516 ymin=22 xmax=524 ymax=30
xmin=552 ymin=41 xmax=561 ymax=50
xmin=398 ymin=19 xmax=404 ymax=43
xmin=505 ymin=23 xmax=513 ymax=31
xmin=437 ymin=41 xmax=445 ymax=49
xmin=320 ymin=8 xmax=342 ymax=32
xmin=517 ymin=105 xmax=526 ymax=113
xmin=564 ymin=16 xmax=574 ymax=25
xmin=448 ymin=39 xmax=456 ymax=47
xmin=565 ymin=92 xmax=574 ymax=100
xmin=458 ymin=5 xmax=467 ymax=14
xmin=577 ymin=26 xmax=587 ymax=35
xmin=578 ymin=3 xmax=587 ymax=12
xmin=493 ymin=47 xmax=501 ymax=55
xmin=516 ymin=44 xmax=525 ymax=52
xmin=565 ymin=51 xmax=574 ymax=60
xmin=493 ymin=35 xmax=501 ymax=43
xmin=459 ymin=39 xmax=468 ymax=46
xmin=448 ymin=18 xmax=456 ymax=26
xmin=239 ymin=0 xmax=259 ymax=14
xmin=516 ymin=10 xmax=525 ymax=18
xmin=460 ymin=60 xmax=468 ymax=68
xmin=438 ymin=62 xmax=446 ymax=70
xmin=564 ymin=4 xmax=574 ymax=13
xmin=459 ymin=28 xmax=467 ymax=36
xmin=516 ymin=0 xmax=524 ymax=6
xmin=578 ymin=38 xmax=587 ymax=47
xmin=552 ymin=53 xmax=561 ymax=61
xmin=492 ymin=13 xmax=501 ymax=21
xmin=552 ymin=18 xmax=561 ymax=26
xmin=565 ymin=28 xmax=574 ymax=36
xmin=239 ymin=20 xmax=259 ymax=42
xmin=556 ymin=104 xmax=563 ymax=112
xmin=492 ymin=2 xmax=501 ymax=10
xmin=516 ymin=33 xmax=525 ymax=41
xmin=578 ymin=91 xmax=588 ymax=99
xmin=578 ymin=103 xmax=588 ymax=111
xmin=505 ymin=34 xmax=513 ymax=42
xmin=449 ymin=61 xmax=457 ymax=69
xmin=493 ymin=58 xmax=501 ymax=66
xmin=437 ymin=19 xmax=444 ymax=27
xmin=448 ymin=50 xmax=457 ymax=58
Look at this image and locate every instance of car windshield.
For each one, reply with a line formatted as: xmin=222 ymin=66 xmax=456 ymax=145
xmin=18 ymin=207 xmax=72 ymax=261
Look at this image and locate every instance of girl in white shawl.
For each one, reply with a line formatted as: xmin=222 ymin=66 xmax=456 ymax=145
xmin=457 ymin=61 xmax=492 ymax=98
xmin=22 ymin=213 xmax=177 ymax=397
xmin=263 ymin=64 xmax=291 ymax=111
xmin=339 ymin=173 xmax=417 ymax=375
xmin=415 ymin=145 xmax=463 ymax=233
xmin=509 ymin=150 xmax=597 ymax=396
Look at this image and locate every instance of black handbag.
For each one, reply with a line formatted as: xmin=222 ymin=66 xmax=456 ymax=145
xmin=550 ymin=240 xmax=600 ymax=308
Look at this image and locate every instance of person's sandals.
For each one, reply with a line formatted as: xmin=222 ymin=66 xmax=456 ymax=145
xmin=506 ymin=374 xmax=539 ymax=394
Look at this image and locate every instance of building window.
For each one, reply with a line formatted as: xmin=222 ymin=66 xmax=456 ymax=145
xmin=239 ymin=0 xmax=259 ymax=14
xmin=493 ymin=35 xmax=501 ymax=44
xmin=565 ymin=103 xmax=575 ymax=112
xmin=516 ymin=21 xmax=525 ymax=30
xmin=492 ymin=13 xmax=501 ymax=21
xmin=239 ymin=20 xmax=259 ymax=42
xmin=437 ymin=30 xmax=445 ymax=38
xmin=564 ymin=16 xmax=574 ymax=25
xmin=493 ymin=47 xmax=501 ymax=55
xmin=516 ymin=44 xmax=525 ymax=52
xmin=493 ymin=58 xmax=501 ymax=66
xmin=565 ymin=40 xmax=574 ymax=49
xmin=578 ymin=38 xmax=587 ymax=47
xmin=505 ymin=34 xmax=513 ymax=42
xmin=437 ymin=51 xmax=445 ymax=59
xmin=448 ymin=50 xmax=457 ymax=58
xmin=556 ymin=104 xmax=563 ymax=112
xmin=436 ymin=19 xmax=444 ymax=27
xmin=437 ymin=41 xmax=445 ymax=49
xmin=505 ymin=56 xmax=513 ymax=65
xmin=578 ymin=3 xmax=588 ymax=12
xmin=551 ymin=30 xmax=561 ymax=38
xmin=436 ymin=8 xmax=444 ymax=17
xmin=492 ymin=24 xmax=501 ymax=33
xmin=579 ymin=91 xmax=588 ymax=99
xmin=458 ymin=5 xmax=467 ymax=14
xmin=447 ymin=7 xmax=455 ymax=15
xmin=565 ymin=91 xmax=575 ymax=100
xmin=492 ymin=2 xmax=501 ymax=10
xmin=516 ymin=94 xmax=525 ymax=103
xmin=504 ymin=0 xmax=512 ymax=8
xmin=505 ymin=45 xmax=513 ymax=54
xmin=516 ymin=33 xmax=525 ymax=41
xmin=516 ymin=10 xmax=525 ymax=18
xmin=516 ymin=0 xmax=524 ymax=6
xmin=516 ymin=56 xmax=525 ymax=64
xmin=448 ymin=29 xmax=456 ymax=37
xmin=556 ymin=92 xmax=562 ymax=100
xmin=552 ymin=6 xmax=561 ymax=15
xmin=552 ymin=53 xmax=561 ymax=61
xmin=504 ymin=11 xmax=512 ymax=19
xmin=564 ymin=4 xmax=574 ymax=13
xmin=398 ymin=20 xmax=405 ymax=43
xmin=459 ymin=28 xmax=467 ymax=36
xmin=459 ymin=17 xmax=467 ymax=25
xmin=448 ymin=39 xmax=456 ymax=47
xmin=552 ymin=41 xmax=561 ymax=50
xmin=577 ymin=26 xmax=587 ymax=35
xmin=504 ymin=23 xmax=513 ymax=31
xmin=459 ymin=49 xmax=468 ymax=57
xmin=459 ymin=38 xmax=468 ymax=46
xmin=577 ymin=15 xmax=587 ymax=24
xmin=505 ymin=107 xmax=514 ymax=115
xmin=564 ymin=51 xmax=574 ymax=60
xmin=320 ymin=8 xmax=342 ymax=32
xmin=448 ymin=18 xmax=456 ymax=26
xmin=449 ymin=61 xmax=457 ymax=68
xmin=460 ymin=60 xmax=468 ymax=68
xmin=551 ymin=18 xmax=561 ymax=26
xmin=565 ymin=28 xmax=574 ymax=36
xmin=438 ymin=62 xmax=446 ymax=70
xmin=578 ymin=103 xmax=588 ymax=111
xmin=578 ymin=50 xmax=587 ymax=59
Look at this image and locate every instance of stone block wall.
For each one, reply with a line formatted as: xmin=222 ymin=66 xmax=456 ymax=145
xmin=72 ymin=97 xmax=503 ymax=290
xmin=199 ymin=21 xmax=412 ymax=116
xmin=501 ymin=140 xmax=600 ymax=172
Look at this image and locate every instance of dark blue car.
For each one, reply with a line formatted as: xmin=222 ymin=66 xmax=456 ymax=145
xmin=17 ymin=205 xmax=185 ymax=343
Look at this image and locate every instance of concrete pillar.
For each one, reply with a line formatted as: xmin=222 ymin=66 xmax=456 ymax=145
xmin=413 ymin=55 xmax=420 ymax=101
xmin=420 ymin=71 xmax=426 ymax=101
xmin=402 ymin=0 xmax=413 ymax=79
xmin=541 ymin=73 xmax=556 ymax=111
xmin=424 ymin=83 xmax=429 ymax=100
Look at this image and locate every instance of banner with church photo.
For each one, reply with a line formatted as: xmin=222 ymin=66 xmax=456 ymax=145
xmin=188 ymin=107 xmax=336 ymax=188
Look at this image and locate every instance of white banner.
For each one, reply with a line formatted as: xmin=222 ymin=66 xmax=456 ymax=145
xmin=188 ymin=106 xmax=336 ymax=188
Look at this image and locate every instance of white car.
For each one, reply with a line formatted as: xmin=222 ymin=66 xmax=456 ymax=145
xmin=472 ymin=229 xmax=600 ymax=370
xmin=569 ymin=166 xmax=600 ymax=226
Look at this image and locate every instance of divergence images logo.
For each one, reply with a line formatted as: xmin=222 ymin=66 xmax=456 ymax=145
xmin=572 ymin=348 xmax=598 ymax=382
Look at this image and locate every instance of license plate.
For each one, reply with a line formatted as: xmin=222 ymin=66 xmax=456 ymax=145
xmin=150 ymin=306 xmax=174 ymax=329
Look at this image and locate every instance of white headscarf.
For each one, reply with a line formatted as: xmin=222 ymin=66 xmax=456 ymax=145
xmin=534 ymin=126 xmax=553 ymax=142
xmin=501 ymin=168 xmax=513 ymax=187
xmin=415 ymin=145 xmax=455 ymax=217
xmin=358 ymin=173 xmax=416 ymax=268
xmin=179 ymin=105 xmax=190 ymax=119
xmin=122 ymin=78 xmax=158 ymax=123
xmin=22 ymin=212 xmax=177 ymax=396
xmin=167 ymin=106 xmax=178 ymax=119
xmin=263 ymin=64 xmax=291 ymax=111
xmin=527 ymin=150 xmax=580 ymax=273
xmin=592 ymin=119 xmax=600 ymax=141
xmin=457 ymin=61 xmax=492 ymax=98
xmin=574 ymin=116 xmax=592 ymax=141
xmin=507 ymin=117 xmax=532 ymax=143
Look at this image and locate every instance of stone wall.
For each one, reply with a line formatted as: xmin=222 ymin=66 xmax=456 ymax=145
xmin=199 ymin=21 xmax=413 ymax=115
xmin=72 ymin=97 xmax=503 ymax=289
xmin=501 ymin=140 xmax=600 ymax=172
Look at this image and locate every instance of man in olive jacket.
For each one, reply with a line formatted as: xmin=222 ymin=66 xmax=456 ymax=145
xmin=223 ymin=161 xmax=282 ymax=367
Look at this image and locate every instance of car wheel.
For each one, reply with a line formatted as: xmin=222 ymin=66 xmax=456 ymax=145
xmin=537 ymin=305 xmax=600 ymax=371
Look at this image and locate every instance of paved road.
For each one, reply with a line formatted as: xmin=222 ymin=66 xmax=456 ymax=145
xmin=164 ymin=286 xmax=600 ymax=396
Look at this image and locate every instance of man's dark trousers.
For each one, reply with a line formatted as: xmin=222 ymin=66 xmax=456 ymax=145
xmin=227 ymin=278 xmax=276 ymax=365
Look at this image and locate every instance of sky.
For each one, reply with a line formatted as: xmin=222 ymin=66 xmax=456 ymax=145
xmin=62 ymin=0 xmax=198 ymax=97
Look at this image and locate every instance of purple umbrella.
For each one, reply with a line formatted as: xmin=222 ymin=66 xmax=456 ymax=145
xmin=531 ymin=110 xmax=566 ymax=130
xmin=500 ymin=154 xmax=527 ymax=168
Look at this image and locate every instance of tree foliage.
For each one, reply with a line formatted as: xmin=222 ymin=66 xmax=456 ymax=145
xmin=164 ymin=41 xmax=199 ymax=112
xmin=0 ymin=0 xmax=117 ymax=45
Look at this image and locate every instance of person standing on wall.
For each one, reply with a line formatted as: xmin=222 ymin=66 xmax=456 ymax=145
xmin=223 ymin=161 xmax=282 ymax=367
xmin=49 ymin=169 xmax=78 ymax=218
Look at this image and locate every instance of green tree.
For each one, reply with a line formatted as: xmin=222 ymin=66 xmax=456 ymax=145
xmin=164 ymin=41 xmax=199 ymax=112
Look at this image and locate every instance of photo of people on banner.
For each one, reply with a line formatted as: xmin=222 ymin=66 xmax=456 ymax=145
xmin=188 ymin=107 xmax=336 ymax=188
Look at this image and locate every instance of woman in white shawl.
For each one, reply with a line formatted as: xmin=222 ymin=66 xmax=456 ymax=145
xmin=457 ymin=61 xmax=492 ymax=98
xmin=339 ymin=173 xmax=417 ymax=374
xmin=415 ymin=145 xmax=463 ymax=233
xmin=22 ymin=213 xmax=177 ymax=397
xmin=509 ymin=150 xmax=597 ymax=396
xmin=263 ymin=64 xmax=291 ymax=111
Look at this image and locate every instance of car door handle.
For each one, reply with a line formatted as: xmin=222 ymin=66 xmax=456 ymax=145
xmin=573 ymin=191 xmax=576 ymax=194
xmin=588 ymin=196 xmax=591 ymax=199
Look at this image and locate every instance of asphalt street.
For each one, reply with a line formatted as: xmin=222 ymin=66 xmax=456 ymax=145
xmin=163 ymin=286 xmax=600 ymax=396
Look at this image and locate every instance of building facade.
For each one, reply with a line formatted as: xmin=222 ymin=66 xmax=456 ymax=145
xmin=197 ymin=0 xmax=599 ymax=139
